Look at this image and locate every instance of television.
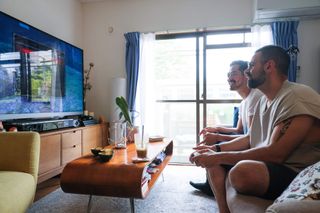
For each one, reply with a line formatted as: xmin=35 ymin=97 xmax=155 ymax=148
xmin=0 ymin=11 xmax=84 ymax=121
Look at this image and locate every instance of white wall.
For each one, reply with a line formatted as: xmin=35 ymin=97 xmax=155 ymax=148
xmin=0 ymin=0 xmax=83 ymax=48
xmin=82 ymin=0 xmax=254 ymax=120
xmin=297 ymin=19 xmax=320 ymax=92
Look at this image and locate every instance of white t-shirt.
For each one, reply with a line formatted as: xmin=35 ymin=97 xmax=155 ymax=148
xmin=239 ymin=89 xmax=262 ymax=134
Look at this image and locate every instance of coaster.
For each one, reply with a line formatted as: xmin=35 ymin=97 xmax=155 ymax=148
xmin=132 ymin=157 xmax=150 ymax=163
xmin=149 ymin=136 xmax=164 ymax=142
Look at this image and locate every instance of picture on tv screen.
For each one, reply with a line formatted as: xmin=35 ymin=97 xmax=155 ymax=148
xmin=0 ymin=11 xmax=84 ymax=120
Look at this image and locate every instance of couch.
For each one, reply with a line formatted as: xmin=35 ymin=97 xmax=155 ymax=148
xmin=0 ymin=132 xmax=41 ymax=213
xmin=226 ymin=161 xmax=320 ymax=213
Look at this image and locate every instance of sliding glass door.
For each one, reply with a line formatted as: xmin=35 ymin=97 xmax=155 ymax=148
xmin=150 ymin=29 xmax=255 ymax=163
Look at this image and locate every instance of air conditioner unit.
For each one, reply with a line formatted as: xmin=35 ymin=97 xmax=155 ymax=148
xmin=254 ymin=0 xmax=320 ymax=23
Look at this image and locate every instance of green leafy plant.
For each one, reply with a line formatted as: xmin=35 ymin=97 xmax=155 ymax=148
xmin=115 ymin=96 xmax=133 ymax=128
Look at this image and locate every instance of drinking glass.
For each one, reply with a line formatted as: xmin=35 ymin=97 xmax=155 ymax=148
xmin=109 ymin=122 xmax=126 ymax=149
xmin=134 ymin=126 xmax=148 ymax=158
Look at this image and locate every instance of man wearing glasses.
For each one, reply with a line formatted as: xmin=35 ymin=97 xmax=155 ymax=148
xmin=190 ymin=60 xmax=262 ymax=196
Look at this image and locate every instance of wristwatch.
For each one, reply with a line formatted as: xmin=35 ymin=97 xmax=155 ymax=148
xmin=214 ymin=144 xmax=221 ymax=152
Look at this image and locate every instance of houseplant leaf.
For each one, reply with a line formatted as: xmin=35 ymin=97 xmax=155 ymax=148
xmin=115 ymin=96 xmax=133 ymax=127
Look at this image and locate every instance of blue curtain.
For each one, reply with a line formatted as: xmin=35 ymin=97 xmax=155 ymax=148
xmin=124 ymin=32 xmax=140 ymax=111
xmin=271 ymin=21 xmax=299 ymax=82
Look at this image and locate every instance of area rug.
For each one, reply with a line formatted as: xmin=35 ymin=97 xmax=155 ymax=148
xmin=28 ymin=165 xmax=218 ymax=213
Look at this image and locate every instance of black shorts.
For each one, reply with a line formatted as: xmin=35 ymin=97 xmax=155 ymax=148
xmin=222 ymin=162 xmax=298 ymax=200
xmin=262 ymin=163 xmax=298 ymax=200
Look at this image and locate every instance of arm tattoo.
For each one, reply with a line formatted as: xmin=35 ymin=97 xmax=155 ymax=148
xmin=279 ymin=118 xmax=293 ymax=136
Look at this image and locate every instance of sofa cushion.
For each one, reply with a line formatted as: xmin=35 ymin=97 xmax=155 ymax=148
xmin=266 ymin=200 xmax=320 ymax=213
xmin=0 ymin=171 xmax=36 ymax=213
xmin=225 ymin=176 xmax=273 ymax=213
xmin=274 ymin=161 xmax=320 ymax=203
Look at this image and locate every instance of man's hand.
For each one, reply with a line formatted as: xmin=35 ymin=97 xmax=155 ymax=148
xmin=193 ymin=144 xmax=213 ymax=151
xmin=189 ymin=150 xmax=201 ymax=163
xmin=199 ymin=132 xmax=220 ymax=145
xmin=189 ymin=149 xmax=212 ymax=164
xmin=189 ymin=149 xmax=220 ymax=168
xmin=199 ymin=127 xmax=221 ymax=136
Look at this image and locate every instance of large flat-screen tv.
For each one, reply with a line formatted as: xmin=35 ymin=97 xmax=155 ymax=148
xmin=0 ymin=11 xmax=84 ymax=121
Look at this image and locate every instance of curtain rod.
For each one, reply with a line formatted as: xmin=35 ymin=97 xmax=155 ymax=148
xmin=138 ymin=25 xmax=252 ymax=35
xmin=253 ymin=17 xmax=301 ymax=25
xmin=137 ymin=17 xmax=307 ymax=35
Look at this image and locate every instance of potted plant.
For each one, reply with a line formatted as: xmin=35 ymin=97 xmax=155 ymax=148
xmin=115 ymin=96 xmax=138 ymax=142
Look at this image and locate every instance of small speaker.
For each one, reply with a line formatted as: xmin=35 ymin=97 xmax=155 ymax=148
xmin=73 ymin=119 xmax=80 ymax=127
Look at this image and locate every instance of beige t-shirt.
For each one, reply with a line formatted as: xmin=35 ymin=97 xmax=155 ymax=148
xmin=250 ymin=80 xmax=320 ymax=172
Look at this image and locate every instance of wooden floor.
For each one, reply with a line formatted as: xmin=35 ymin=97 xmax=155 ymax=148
xmin=34 ymin=175 xmax=61 ymax=202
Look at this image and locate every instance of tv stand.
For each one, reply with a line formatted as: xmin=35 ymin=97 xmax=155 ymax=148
xmin=38 ymin=123 xmax=108 ymax=183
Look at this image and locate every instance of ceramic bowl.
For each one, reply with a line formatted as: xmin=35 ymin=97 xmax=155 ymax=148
xmin=98 ymin=149 xmax=113 ymax=162
xmin=91 ymin=147 xmax=103 ymax=156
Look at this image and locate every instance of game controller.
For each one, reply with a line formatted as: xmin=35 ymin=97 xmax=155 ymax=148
xmin=193 ymin=151 xmax=200 ymax=157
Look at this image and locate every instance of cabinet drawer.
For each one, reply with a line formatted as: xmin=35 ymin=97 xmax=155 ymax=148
xmin=39 ymin=134 xmax=61 ymax=174
xmin=82 ymin=125 xmax=103 ymax=155
xmin=62 ymin=130 xmax=82 ymax=165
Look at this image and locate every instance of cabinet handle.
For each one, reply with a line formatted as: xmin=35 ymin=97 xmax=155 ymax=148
xmin=73 ymin=145 xmax=76 ymax=148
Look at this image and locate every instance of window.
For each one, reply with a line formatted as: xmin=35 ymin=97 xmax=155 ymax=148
xmin=139 ymin=29 xmax=256 ymax=163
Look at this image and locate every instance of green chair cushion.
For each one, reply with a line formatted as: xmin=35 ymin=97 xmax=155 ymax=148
xmin=0 ymin=171 xmax=36 ymax=213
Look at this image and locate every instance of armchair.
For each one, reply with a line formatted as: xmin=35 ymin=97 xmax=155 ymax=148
xmin=0 ymin=132 xmax=40 ymax=213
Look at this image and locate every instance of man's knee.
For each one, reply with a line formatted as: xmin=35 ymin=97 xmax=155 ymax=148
xmin=228 ymin=160 xmax=265 ymax=193
xmin=206 ymin=165 xmax=229 ymax=182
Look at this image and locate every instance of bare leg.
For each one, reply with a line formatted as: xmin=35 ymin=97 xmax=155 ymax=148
xmin=207 ymin=165 xmax=230 ymax=213
xmin=229 ymin=160 xmax=269 ymax=196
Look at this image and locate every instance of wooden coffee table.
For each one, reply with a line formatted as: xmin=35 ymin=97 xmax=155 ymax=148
xmin=60 ymin=139 xmax=173 ymax=213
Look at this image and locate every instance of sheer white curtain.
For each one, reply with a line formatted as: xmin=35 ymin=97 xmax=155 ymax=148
xmin=251 ymin=24 xmax=274 ymax=48
xmin=135 ymin=33 xmax=157 ymax=135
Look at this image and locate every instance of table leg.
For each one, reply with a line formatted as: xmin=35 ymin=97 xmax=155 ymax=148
xmin=87 ymin=194 xmax=93 ymax=213
xmin=130 ymin=198 xmax=135 ymax=213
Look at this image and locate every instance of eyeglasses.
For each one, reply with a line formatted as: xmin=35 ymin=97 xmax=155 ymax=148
xmin=227 ymin=71 xmax=242 ymax=77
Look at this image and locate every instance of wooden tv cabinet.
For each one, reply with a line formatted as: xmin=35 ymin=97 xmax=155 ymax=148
xmin=38 ymin=123 xmax=107 ymax=183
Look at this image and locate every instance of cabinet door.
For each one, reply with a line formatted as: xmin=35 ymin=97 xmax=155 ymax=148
xmin=39 ymin=134 xmax=61 ymax=175
xmin=61 ymin=130 xmax=82 ymax=165
xmin=82 ymin=125 xmax=103 ymax=155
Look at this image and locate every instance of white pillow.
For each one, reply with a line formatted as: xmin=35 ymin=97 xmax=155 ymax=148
xmin=274 ymin=161 xmax=320 ymax=203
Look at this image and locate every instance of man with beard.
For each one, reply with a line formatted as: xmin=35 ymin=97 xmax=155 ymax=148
xmin=189 ymin=60 xmax=262 ymax=196
xmin=190 ymin=45 xmax=320 ymax=213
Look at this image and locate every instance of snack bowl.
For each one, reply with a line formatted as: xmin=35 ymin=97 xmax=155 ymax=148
xmin=98 ymin=149 xmax=113 ymax=162
xmin=91 ymin=147 xmax=103 ymax=156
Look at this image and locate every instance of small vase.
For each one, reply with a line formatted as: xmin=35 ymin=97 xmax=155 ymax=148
xmin=126 ymin=110 xmax=140 ymax=143
xmin=127 ymin=126 xmax=139 ymax=143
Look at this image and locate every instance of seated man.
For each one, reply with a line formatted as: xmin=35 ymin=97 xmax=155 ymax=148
xmin=190 ymin=45 xmax=320 ymax=213
xmin=190 ymin=60 xmax=261 ymax=196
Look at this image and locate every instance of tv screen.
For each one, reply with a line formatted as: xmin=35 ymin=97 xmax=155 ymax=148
xmin=0 ymin=11 xmax=83 ymax=121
